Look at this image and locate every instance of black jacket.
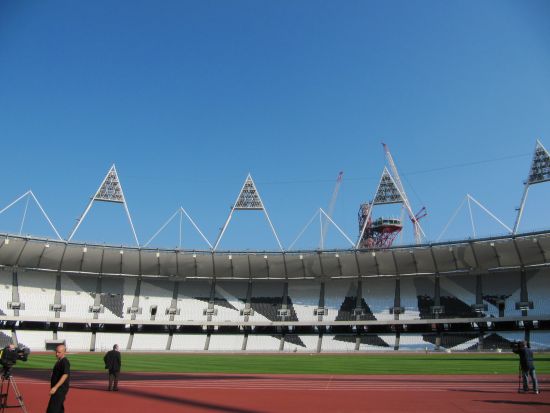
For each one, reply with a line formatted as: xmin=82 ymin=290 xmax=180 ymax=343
xmin=104 ymin=350 xmax=121 ymax=372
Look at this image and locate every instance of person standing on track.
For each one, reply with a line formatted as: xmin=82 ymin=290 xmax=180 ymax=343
xmin=512 ymin=340 xmax=539 ymax=394
xmin=104 ymin=344 xmax=122 ymax=391
xmin=47 ymin=344 xmax=70 ymax=413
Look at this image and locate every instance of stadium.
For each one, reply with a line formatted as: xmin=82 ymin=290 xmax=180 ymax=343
xmin=0 ymin=141 xmax=549 ymax=356
xmin=0 ymin=143 xmax=548 ymax=411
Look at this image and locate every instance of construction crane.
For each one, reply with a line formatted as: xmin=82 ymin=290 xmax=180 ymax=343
xmin=382 ymin=143 xmax=427 ymax=244
xmin=320 ymin=171 xmax=343 ymax=249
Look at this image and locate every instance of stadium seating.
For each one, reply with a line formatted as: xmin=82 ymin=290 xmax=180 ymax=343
xmin=17 ymin=271 xmax=56 ymax=317
xmin=170 ymin=334 xmax=207 ymax=351
xmin=208 ymin=334 xmax=244 ymax=351
xmin=16 ymin=330 xmax=52 ymax=351
xmin=57 ymin=331 xmax=92 ymax=351
xmin=95 ymin=332 xmax=130 ymax=352
xmin=131 ymin=333 xmax=169 ymax=351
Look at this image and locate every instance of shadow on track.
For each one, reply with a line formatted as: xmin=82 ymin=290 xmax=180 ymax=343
xmin=480 ymin=400 xmax=550 ymax=407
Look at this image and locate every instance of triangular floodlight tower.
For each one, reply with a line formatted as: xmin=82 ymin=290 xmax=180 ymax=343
xmin=213 ymin=174 xmax=283 ymax=251
xmin=382 ymin=142 xmax=426 ymax=244
xmin=513 ymin=139 xmax=550 ymax=234
xmin=289 ymin=208 xmax=354 ymax=250
xmin=143 ymin=207 xmax=213 ymax=249
xmin=0 ymin=190 xmax=63 ymax=240
xmin=356 ymin=167 xmax=408 ymax=248
xmin=437 ymin=194 xmax=512 ymax=242
xmin=67 ymin=165 xmax=139 ymax=245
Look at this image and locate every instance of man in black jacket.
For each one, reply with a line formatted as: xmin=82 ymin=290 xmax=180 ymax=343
xmin=512 ymin=340 xmax=539 ymax=394
xmin=47 ymin=344 xmax=70 ymax=413
xmin=103 ymin=344 xmax=121 ymax=391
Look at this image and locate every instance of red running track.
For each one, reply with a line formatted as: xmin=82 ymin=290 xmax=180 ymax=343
xmin=5 ymin=370 xmax=550 ymax=413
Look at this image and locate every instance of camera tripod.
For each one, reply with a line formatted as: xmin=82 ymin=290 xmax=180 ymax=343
xmin=0 ymin=370 xmax=28 ymax=413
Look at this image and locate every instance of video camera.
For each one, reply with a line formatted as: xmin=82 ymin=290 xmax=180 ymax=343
xmin=0 ymin=344 xmax=30 ymax=377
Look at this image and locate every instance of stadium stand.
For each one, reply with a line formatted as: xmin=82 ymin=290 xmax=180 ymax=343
xmin=0 ymin=231 xmax=549 ymax=353
xmin=57 ymin=331 xmax=92 ymax=351
xmin=17 ymin=271 xmax=56 ymax=317
xmin=362 ymin=277 xmax=395 ymax=321
xmin=16 ymin=330 xmax=52 ymax=351
xmin=246 ymin=335 xmax=281 ymax=351
xmin=288 ymin=280 xmax=320 ymax=323
xmin=282 ymin=335 xmax=319 ymax=352
xmin=208 ymin=334 xmax=244 ymax=351
xmin=321 ymin=335 xmax=357 ymax=352
xmin=131 ymin=333 xmax=169 ymax=351
xmin=170 ymin=334 xmax=207 ymax=351
xmin=397 ymin=334 xmax=437 ymax=351
xmin=0 ymin=271 xmax=12 ymax=315
xmin=95 ymin=332 xmax=130 ymax=352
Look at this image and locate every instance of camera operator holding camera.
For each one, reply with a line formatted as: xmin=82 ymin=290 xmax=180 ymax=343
xmin=512 ymin=340 xmax=539 ymax=394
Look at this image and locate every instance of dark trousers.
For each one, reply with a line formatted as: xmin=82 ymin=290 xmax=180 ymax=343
xmin=46 ymin=388 xmax=68 ymax=413
xmin=108 ymin=370 xmax=120 ymax=390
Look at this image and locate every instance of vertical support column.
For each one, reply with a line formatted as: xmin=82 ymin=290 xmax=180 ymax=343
xmin=317 ymin=334 xmax=322 ymax=353
xmin=90 ymin=331 xmax=96 ymax=352
xmin=127 ymin=332 xmax=133 ymax=350
xmin=520 ymin=269 xmax=529 ymax=317
xmin=12 ymin=270 xmax=20 ymax=317
xmin=279 ymin=335 xmax=285 ymax=352
xmin=207 ymin=279 xmax=216 ymax=322
xmin=280 ymin=280 xmax=289 ymax=321
xmin=169 ymin=282 xmax=180 ymax=322
xmin=355 ymin=279 xmax=363 ymax=321
xmin=54 ymin=273 xmax=62 ymax=318
xmin=394 ymin=331 xmax=400 ymax=351
xmin=475 ymin=274 xmax=483 ymax=306
xmin=93 ymin=276 xmax=102 ymax=320
xmin=204 ymin=333 xmax=211 ymax=351
xmin=434 ymin=275 xmax=441 ymax=319
xmin=355 ymin=336 xmax=361 ymax=351
xmin=166 ymin=331 xmax=173 ymax=351
xmin=478 ymin=331 xmax=484 ymax=351
xmin=131 ymin=278 xmax=142 ymax=321
xmin=524 ymin=328 xmax=530 ymax=344
xmin=394 ymin=277 xmax=401 ymax=321
xmin=244 ymin=281 xmax=252 ymax=322
xmin=242 ymin=333 xmax=248 ymax=351
xmin=318 ymin=281 xmax=325 ymax=322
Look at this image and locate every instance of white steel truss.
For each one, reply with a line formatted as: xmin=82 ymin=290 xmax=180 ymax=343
xmin=437 ymin=194 xmax=512 ymax=241
xmin=289 ymin=208 xmax=354 ymax=250
xmin=67 ymin=165 xmax=139 ymax=245
xmin=514 ymin=139 xmax=550 ymax=234
xmin=0 ymin=190 xmax=63 ymax=240
xmin=213 ymin=174 xmax=283 ymax=251
xmin=143 ymin=207 xmax=213 ymax=249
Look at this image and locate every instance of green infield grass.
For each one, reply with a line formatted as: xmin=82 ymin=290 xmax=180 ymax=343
xmin=16 ymin=352 xmax=550 ymax=375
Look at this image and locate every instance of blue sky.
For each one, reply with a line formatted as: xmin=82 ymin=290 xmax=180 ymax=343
xmin=0 ymin=0 xmax=549 ymax=251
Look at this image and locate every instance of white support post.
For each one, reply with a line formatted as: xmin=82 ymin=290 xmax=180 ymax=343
xmin=467 ymin=195 xmax=476 ymax=238
xmin=513 ymin=185 xmax=530 ymax=235
xmin=320 ymin=208 xmax=355 ymax=247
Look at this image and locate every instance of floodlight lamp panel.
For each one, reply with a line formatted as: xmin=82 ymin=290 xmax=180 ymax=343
xmin=372 ymin=169 xmax=404 ymax=205
xmin=233 ymin=177 xmax=265 ymax=210
xmin=94 ymin=167 xmax=125 ymax=203
xmin=527 ymin=141 xmax=550 ymax=185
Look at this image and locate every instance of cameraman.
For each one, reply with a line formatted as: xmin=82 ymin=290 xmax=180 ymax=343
xmin=512 ymin=340 xmax=539 ymax=394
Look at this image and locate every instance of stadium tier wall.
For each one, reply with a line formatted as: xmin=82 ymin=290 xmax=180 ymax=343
xmin=0 ymin=267 xmax=549 ymax=353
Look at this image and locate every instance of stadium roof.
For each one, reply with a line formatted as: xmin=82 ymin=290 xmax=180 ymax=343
xmin=0 ymin=231 xmax=548 ymax=279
